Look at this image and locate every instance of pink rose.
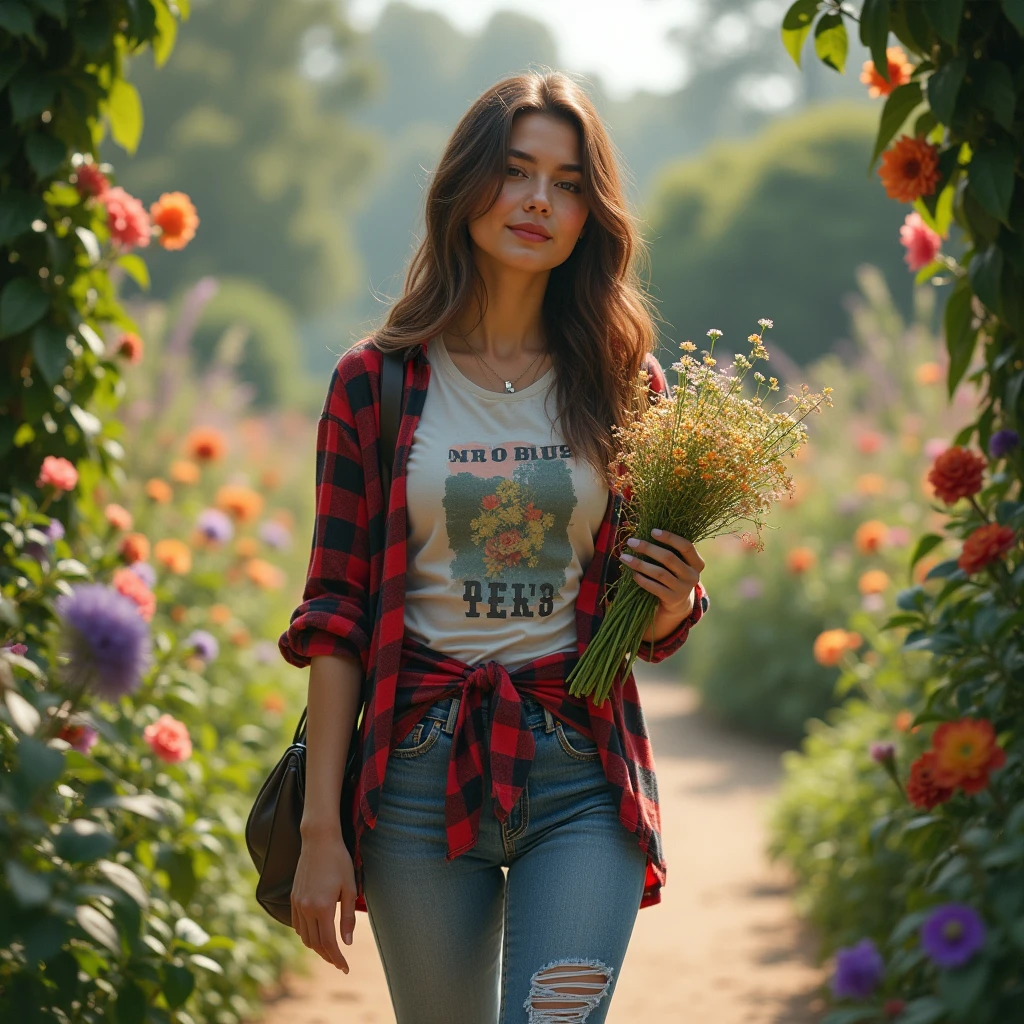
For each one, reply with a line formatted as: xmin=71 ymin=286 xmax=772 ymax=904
xmin=143 ymin=714 xmax=192 ymax=763
xmin=899 ymin=211 xmax=942 ymax=272
xmin=37 ymin=455 xmax=78 ymax=491
xmin=103 ymin=186 xmax=151 ymax=250
xmin=104 ymin=503 xmax=133 ymax=531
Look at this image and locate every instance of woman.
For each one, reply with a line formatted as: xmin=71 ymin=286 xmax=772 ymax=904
xmin=278 ymin=70 xmax=709 ymax=1024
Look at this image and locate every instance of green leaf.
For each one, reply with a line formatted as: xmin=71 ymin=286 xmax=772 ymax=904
xmin=161 ymin=963 xmax=195 ymax=1009
xmin=105 ymin=79 xmax=143 ymax=155
xmin=923 ymin=0 xmax=965 ymax=46
xmin=17 ymin=735 xmax=66 ymax=792
xmin=4 ymin=689 xmax=41 ymax=734
xmin=969 ymin=244 xmax=1003 ymax=314
xmin=969 ymin=140 xmax=1015 ymax=225
xmin=943 ymin=279 xmax=976 ymax=395
xmin=938 ymin=958 xmax=989 ymax=1021
xmin=95 ymin=793 xmax=171 ymax=821
xmin=54 ymin=819 xmax=117 ymax=865
xmin=31 ymin=323 xmax=70 ymax=386
xmin=8 ymin=70 xmax=57 ymax=121
xmin=898 ymin=997 xmax=947 ymax=1024
xmin=859 ymin=0 xmax=891 ymax=82
xmin=55 ymin=558 xmax=90 ymax=578
xmin=1002 ymin=0 xmax=1024 ymax=36
xmin=174 ymin=916 xmax=209 ymax=947
xmin=189 ymin=953 xmax=223 ymax=975
xmin=96 ymin=859 xmax=149 ymax=909
xmin=972 ymin=61 xmax=1016 ymax=130
xmin=24 ymin=133 xmax=66 ymax=181
xmin=914 ymin=259 xmax=945 ymax=285
xmin=152 ymin=0 xmax=179 ymax=68
xmin=927 ymin=53 xmax=968 ymax=126
xmin=910 ymin=533 xmax=944 ymax=568
xmin=5 ymin=859 xmax=52 ymax=907
xmin=870 ymin=81 xmax=924 ymax=169
xmin=115 ymin=980 xmax=146 ymax=1024
xmin=116 ymin=253 xmax=150 ymax=290
xmin=0 ymin=1 xmax=36 ymax=38
xmin=813 ymin=13 xmax=847 ymax=73
xmin=23 ymin=914 xmax=71 ymax=964
xmin=0 ymin=276 xmax=50 ymax=339
xmin=75 ymin=904 xmax=120 ymax=956
xmin=781 ymin=0 xmax=821 ymax=68
xmin=0 ymin=189 xmax=47 ymax=246
xmin=32 ymin=0 xmax=67 ymax=18
xmin=914 ymin=181 xmax=955 ymax=240
xmin=822 ymin=1010 xmax=877 ymax=1024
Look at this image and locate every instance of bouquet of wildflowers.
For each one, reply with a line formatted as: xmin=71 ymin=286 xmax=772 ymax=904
xmin=566 ymin=319 xmax=833 ymax=707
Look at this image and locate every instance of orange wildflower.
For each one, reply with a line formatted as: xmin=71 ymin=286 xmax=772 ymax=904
xmin=915 ymin=362 xmax=943 ymax=386
xmin=153 ymin=538 xmax=192 ymax=575
xmin=111 ymin=567 xmax=156 ymax=622
xmin=894 ymin=709 xmax=916 ymax=734
xmin=115 ymin=331 xmax=144 ymax=364
xmin=245 ymin=558 xmax=287 ymax=590
xmin=855 ymin=473 xmax=887 ymax=497
xmin=184 ymin=426 xmax=227 ymax=463
xmin=145 ymin=478 xmax=173 ymax=503
xmin=858 ymin=569 xmax=890 ymax=595
xmin=169 ymin=459 xmax=201 ymax=485
xmin=119 ymin=532 xmax=151 ymax=564
xmin=927 ymin=446 xmax=986 ymax=505
xmin=906 ymin=750 xmax=955 ymax=809
xmin=270 ymin=507 xmax=296 ymax=530
xmin=104 ymin=503 xmax=133 ymax=531
xmin=957 ymin=523 xmax=1017 ymax=574
xmin=260 ymin=467 xmax=283 ymax=491
xmin=149 ymin=191 xmax=199 ymax=250
xmin=854 ymin=520 xmax=889 ymax=555
xmin=229 ymin=628 xmax=251 ymax=648
xmin=813 ymin=628 xmax=857 ymax=667
xmin=786 ymin=547 xmax=817 ymax=574
xmin=878 ymin=135 xmax=940 ymax=203
xmin=262 ymin=693 xmax=286 ymax=714
xmin=208 ymin=603 xmax=233 ymax=625
xmin=931 ymin=718 xmax=1007 ymax=794
xmin=169 ymin=604 xmax=189 ymax=624
xmin=856 ymin=430 xmax=885 ymax=455
xmin=860 ymin=46 xmax=914 ymax=98
xmin=234 ymin=537 xmax=260 ymax=559
xmin=216 ymin=483 xmax=264 ymax=523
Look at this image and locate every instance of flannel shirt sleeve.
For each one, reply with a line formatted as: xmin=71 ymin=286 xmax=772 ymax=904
xmin=278 ymin=363 xmax=373 ymax=670
xmin=634 ymin=351 xmax=710 ymax=663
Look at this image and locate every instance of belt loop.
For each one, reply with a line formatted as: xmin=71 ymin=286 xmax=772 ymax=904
xmin=444 ymin=696 xmax=461 ymax=734
xmin=542 ymin=706 xmax=555 ymax=733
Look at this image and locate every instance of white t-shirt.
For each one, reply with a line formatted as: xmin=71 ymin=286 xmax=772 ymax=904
xmin=403 ymin=335 xmax=611 ymax=672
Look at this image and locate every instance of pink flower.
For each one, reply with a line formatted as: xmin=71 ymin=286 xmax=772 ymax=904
xmin=2 ymin=642 xmax=28 ymax=656
xmin=104 ymin=503 xmax=133 ymax=531
xmin=143 ymin=714 xmax=192 ymax=763
xmin=74 ymin=161 xmax=109 ymax=199
xmin=37 ymin=455 xmax=78 ymax=492
xmin=899 ymin=211 xmax=942 ymax=272
xmin=102 ymin=186 xmax=151 ymax=250
xmin=924 ymin=437 xmax=948 ymax=460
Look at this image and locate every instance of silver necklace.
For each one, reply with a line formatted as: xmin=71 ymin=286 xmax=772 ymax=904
xmin=453 ymin=335 xmax=547 ymax=394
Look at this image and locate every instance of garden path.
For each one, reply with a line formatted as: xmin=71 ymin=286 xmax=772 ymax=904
xmin=253 ymin=661 xmax=827 ymax=1023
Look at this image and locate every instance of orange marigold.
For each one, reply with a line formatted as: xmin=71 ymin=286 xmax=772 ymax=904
xmin=894 ymin=709 xmax=916 ymax=734
xmin=208 ymin=603 xmax=233 ymax=625
xmin=230 ymin=628 xmax=251 ymax=648
xmin=878 ymin=135 xmax=940 ymax=203
xmin=813 ymin=628 xmax=857 ymax=667
xmin=858 ymin=569 xmax=890 ymax=595
xmin=786 ymin=547 xmax=816 ymax=574
xmin=906 ymin=750 xmax=955 ymax=809
xmin=149 ymin=191 xmax=199 ymax=250
xmin=855 ymin=473 xmax=887 ymax=497
xmin=931 ymin=718 xmax=1007 ymax=794
xmin=915 ymin=362 xmax=943 ymax=386
xmin=111 ymin=567 xmax=156 ymax=622
xmin=957 ymin=523 xmax=1017 ymax=574
xmin=153 ymin=538 xmax=192 ymax=575
xmin=854 ymin=520 xmax=889 ymax=555
xmin=184 ymin=426 xmax=227 ymax=462
xmin=262 ymin=692 xmax=286 ymax=714
xmin=104 ymin=503 xmax=133 ymax=531
xmin=115 ymin=331 xmax=144 ymax=365
xmin=216 ymin=483 xmax=264 ymax=523
xmin=860 ymin=46 xmax=915 ymax=98
xmin=234 ymin=536 xmax=260 ymax=559
xmin=245 ymin=558 xmax=287 ymax=590
xmin=119 ymin=532 xmax=151 ymax=564
xmin=145 ymin=478 xmax=173 ymax=504
xmin=927 ymin=446 xmax=987 ymax=505
xmin=169 ymin=459 xmax=201 ymax=485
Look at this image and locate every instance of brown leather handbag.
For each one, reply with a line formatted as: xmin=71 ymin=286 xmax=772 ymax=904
xmin=245 ymin=346 xmax=406 ymax=925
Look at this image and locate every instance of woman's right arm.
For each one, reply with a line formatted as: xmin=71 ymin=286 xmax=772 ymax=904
xmin=291 ymin=651 xmax=363 ymax=974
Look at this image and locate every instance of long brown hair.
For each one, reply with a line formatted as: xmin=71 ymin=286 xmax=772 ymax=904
xmin=370 ymin=70 xmax=661 ymax=479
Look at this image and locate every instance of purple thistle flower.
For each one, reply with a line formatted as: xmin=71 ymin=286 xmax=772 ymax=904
xmin=920 ymin=903 xmax=986 ymax=968
xmin=831 ymin=938 xmax=885 ymax=1000
xmin=196 ymin=507 xmax=234 ymax=544
xmin=253 ymin=639 xmax=278 ymax=665
xmin=185 ymin=629 xmax=219 ymax=662
xmin=45 ymin=518 xmax=65 ymax=542
xmin=989 ymin=429 xmax=1019 ymax=460
xmin=257 ymin=519 xmax=292 ymax=551
xmin=54 ymin=583 xmax=152 ymax=700
xmin=128 ymin=561 xmax=157 ymax=589
xmin=870 ymin=742 xmax=896 ymax=764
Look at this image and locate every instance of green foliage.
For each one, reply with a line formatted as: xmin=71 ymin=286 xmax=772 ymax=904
xmin=646 ymin=103 xmax=934 ymax=368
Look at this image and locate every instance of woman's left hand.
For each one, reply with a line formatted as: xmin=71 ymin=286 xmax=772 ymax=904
xmin=618 ymin=528 xmax=705 ymax=629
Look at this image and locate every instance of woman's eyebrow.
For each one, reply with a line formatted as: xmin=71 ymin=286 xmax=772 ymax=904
xmin=508 ymin=148 xmax=583 ymax=173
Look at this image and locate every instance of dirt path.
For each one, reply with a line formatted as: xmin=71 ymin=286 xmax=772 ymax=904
xmin=254 ymin=665 xmax=827 ymax=1023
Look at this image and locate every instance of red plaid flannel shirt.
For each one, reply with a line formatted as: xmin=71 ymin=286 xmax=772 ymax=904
xmin=279 ymin=339 xmax=709 ymax=913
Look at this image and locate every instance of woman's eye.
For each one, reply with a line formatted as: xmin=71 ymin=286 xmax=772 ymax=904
xmin=506 ymin=167 xmax=582 ymax=194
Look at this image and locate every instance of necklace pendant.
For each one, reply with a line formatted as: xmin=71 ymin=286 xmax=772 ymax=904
xmin=505 ymin=381 xmax=515 ymax=394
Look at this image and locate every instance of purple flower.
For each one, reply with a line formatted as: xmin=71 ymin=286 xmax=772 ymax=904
xmin=185 ymin=629 xmax=219 ymax=662
xmin=2 ymin=642 xmax=28 ymax=656
xmin=253 ymin=639 xmax=278 ymax=665
xmin=54 ymin=583 xmax=152 ymax=700
xmin=60 ymin=722 xmax=99 ymax=754
xmin=45 ymin=518 xmax=65 ymax=542
xmin=128 ymin=561 xmax=157 ymax=589
xmin=737 ymin=576 xmax=763 ymax=600
xmin=920 ymin=903 xmax=986 ymax=968
xmin=257 ymin=519 xmax=292 ymax=551
xmin=870 ymin=742 xmax=896 ymax=764
xmin=196 ymin=507 xmax=234 ymax=544
xmin=831 ymin=938 xmax=885 ymax=1000
xmin=989 ymin=429 xmax=1019 ymax=460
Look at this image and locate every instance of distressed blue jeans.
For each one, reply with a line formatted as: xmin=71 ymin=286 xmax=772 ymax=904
xmin=359 ymin=693 xmax=649 ymax=1024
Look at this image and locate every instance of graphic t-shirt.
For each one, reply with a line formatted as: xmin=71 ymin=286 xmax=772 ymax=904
xmin=403 ymin=335 xmax=611 ymax=672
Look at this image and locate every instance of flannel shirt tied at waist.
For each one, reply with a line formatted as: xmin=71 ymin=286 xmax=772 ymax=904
xmin=391 ymin=632 xmax=596 ymax=862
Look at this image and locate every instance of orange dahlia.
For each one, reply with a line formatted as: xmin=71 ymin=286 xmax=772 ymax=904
xmin=860 ymin=46 xmax=915 ymax=99
xmin=858 ymin=569 xmax=890 ymax=595
xmin=927 ymin=446 xmax=987 ymax=504
xmin=145 ymin=478 xmax=173 ymax=504
xmin=184 ymin=426 xmax=227 ymax=462
xmin=907 ymin=750 xmax=955 ymax=809
xmin=878 ymin=135 xmax=940 ymax=203
xmin=931 ymin=718 xmax=1006 ymax=794
xmin=856 ymin=473 xmax=887 ymax=497
xmin=119 ymin=532 xmax=151 ymax=564
xmin=894 ymin=709 xmax=919 ymax=734
xmin=234 ymin=536 xmax=260 ymax=559
xmin=786 ymin=547 xmax=817 ymax=574
xmin=854 ymin=520 xmax=889 ymax=555
xmin=169 ymin=459 xmax=201 ymax=485
xmin=149 ymin=191 xmax=199 ymax=250
xmin=208 ymin=603 xmax=233 ymax=625
xmin=215 ymin=483 xmax=264 ymax=523
xmin=153 ymin=538 xmax=192 ymax=575
xmin=813 ymin=628 xmax=859 ymax=667
xmin=104 ymin=503 xmax=133 ymax=531
xmin=245 ymin=558 xmax=287 ymax=590
xmin=957 ymin=523 xmax=1017 ymax=574
xmin=111 ymin=566 xmax=156 ymax=622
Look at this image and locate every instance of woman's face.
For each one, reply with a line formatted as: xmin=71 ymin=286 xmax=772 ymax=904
xmin=467 ymin=111 xmax=590 ymax=274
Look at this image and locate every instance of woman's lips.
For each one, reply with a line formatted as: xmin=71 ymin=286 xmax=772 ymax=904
xmin=508 ymin=226 xmax=550 ymax=243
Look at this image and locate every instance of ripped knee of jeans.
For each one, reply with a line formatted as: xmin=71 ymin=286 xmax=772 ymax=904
xmin=523 ymin=959 xmax=613 ymax=1023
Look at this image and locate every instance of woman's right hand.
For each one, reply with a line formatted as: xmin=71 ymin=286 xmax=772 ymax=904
xmin=290 ymin=827 xmax=357 ymax=973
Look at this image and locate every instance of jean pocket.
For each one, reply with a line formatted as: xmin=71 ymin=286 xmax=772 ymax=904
xmin=390 ymin=718 xmax=443 ymax=759
xmin=554 ymin=720 xmax=601 ymax=761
